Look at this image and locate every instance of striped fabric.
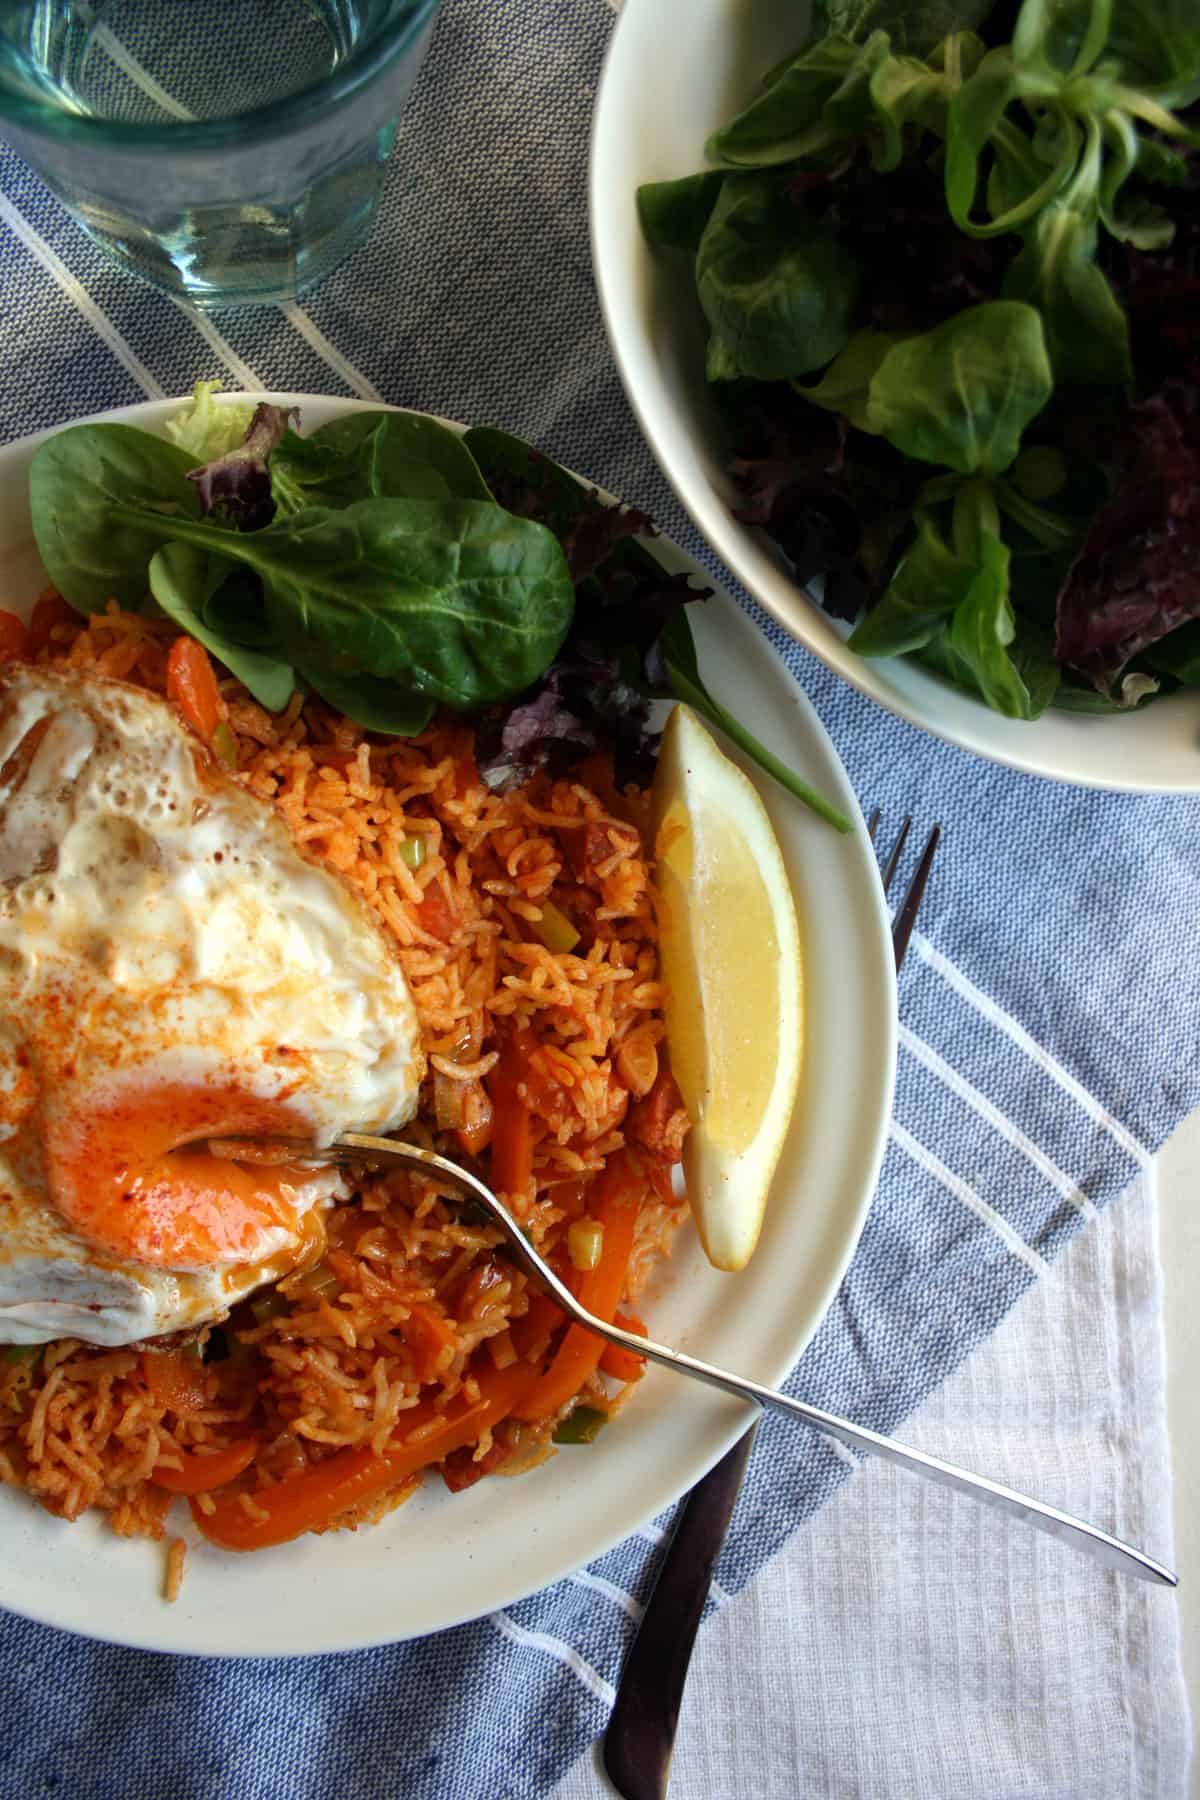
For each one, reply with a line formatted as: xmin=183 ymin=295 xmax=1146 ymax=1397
xmin=0 ymin=3 xmax=1194 ymax=1796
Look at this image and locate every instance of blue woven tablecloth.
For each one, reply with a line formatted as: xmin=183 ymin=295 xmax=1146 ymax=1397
xmin=0 ymin=3 xmax=1194 ymax=1796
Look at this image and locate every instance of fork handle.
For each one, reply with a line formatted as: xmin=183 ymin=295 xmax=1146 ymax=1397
xmin=328 ymin=1132 xmax=1174 ymax=1587
xmin=603 ymin=1424 xmax=759 ymax=1800
xmin=621 ymin=1328 xmax=1174 ymax=1587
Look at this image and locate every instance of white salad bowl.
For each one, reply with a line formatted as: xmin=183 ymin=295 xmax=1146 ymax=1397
xmin=590 ymin=0 xmax=1200 ymax=791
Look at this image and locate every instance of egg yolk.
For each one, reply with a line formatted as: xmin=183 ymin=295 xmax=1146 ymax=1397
xmin=44 ymin=1083 xmax=317 ymax=1271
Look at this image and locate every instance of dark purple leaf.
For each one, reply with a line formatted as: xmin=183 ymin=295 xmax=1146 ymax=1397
xmin=187 ymin=403 xmax=298 ymax=529
xmin=1056 ymin=370 xmax=1200 ymax=690
xmin=475 ymin=651 xmax=658 ymax=793
xmin=1103 ymin=152 xmax=1200 ymax=390
xmin=466 ymin=427 xmax=710 ymax=788
xmin=789 ymin=147 xmax=1016 ymax=334
xmin=722 ymin=384 xmax=922 ymax=622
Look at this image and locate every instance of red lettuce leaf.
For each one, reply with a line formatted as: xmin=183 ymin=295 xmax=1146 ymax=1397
xmin=1056 ymin=370 xmax=1200 ymax=691
xmin=187 ymin=403 xmax=298 ymax=529
xmin=474 ymin=650 xmax=657 ymax=794
xmin=723 ymin=383 xmax=924 ymax=621
xmin=473 ymin=448 xmax=710 ymax=791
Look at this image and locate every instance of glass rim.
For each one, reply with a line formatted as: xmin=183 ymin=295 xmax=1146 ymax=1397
xmin=0 ymin=0 xmax=440 ymax=150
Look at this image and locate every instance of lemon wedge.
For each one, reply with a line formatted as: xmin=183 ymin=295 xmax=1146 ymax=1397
xmin=651 ymin=704 xmax=803 ymax=1272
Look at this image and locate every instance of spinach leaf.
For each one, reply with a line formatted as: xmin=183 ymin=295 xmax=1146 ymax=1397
xmin=637 ymin=172 xmax=726 ymax=251
xmin=696 ymin=174 xmax=860 ymax=380
xmin=660 ymin=611 xmax=852 ymax=831
xmin=147 ymin=544 xmax=295 ymax=712
xmin=848 ymin=520 xmax=976 ymax=655
xmin=271 ymin=411 xmax=492 ymax=514
xmin=105 ymin=498 xmax=576 ymax=710
xmin=463 ymin=425 xmax=665 ymax=598
xmin=196 ymin=564 xmax=276 ymax=649
xmin=465 ymin=425 xmax=613 ymax=561
xmin=297 ymin=664 xmax=436 ymax=734
xmin=865 ymin=302 xmax=1053 ymax=474
xmin=30 ymin=423 xmax=201 ymax=613
xmin=315 ymin=411 xmax=493 ymax=500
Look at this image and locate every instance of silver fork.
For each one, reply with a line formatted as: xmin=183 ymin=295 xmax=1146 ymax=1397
xmin=600 ymin=817 xmax=937 ymax=1800
xmin=224 ymin=1118 xmax=1170 ymax=1593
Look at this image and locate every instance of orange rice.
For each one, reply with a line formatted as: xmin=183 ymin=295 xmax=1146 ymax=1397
xmin=0 ymin=602 xmax=689 ymax=1559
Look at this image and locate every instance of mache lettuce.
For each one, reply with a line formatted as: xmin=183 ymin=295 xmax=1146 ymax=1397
xmin=640 ymin=0 xmax=1200 ymax=718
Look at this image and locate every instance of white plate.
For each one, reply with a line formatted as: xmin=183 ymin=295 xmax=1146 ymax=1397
xmin=0 ymin=393 xmax=896 ymax=1656
xmin=590 ymin=0 xmax=1200 ymax=792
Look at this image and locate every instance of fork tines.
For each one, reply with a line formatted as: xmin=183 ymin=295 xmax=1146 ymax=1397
xmin=867 ymin=811 xmax=941 ymax=970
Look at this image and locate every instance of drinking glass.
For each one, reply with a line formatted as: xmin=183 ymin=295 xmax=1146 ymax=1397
xmin=0 ymin=0 xmax=440 ymax=307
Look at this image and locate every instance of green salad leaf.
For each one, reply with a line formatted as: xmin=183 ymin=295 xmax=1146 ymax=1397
xmin=23 ymin=394 xmax=867 ymax=830
xmin=271 ymin=411 xmax=493 ymax=514
xmin=865 ymin=303 xmax=1053 ymax=475
xmin=793 ymin=328 xmax=905 ymax=432
xmin=637 ymin=0 xmax=1200 ymax=721
xmin=696 ymin=173 xmax=860 ymax=379
xmin=815 ymin=0 xmax=995 ymax=55
xmin=108 ymin=495 xmax=576 ymax=709
xmin=705 ymin=35 xmax=866 ymax=168
xmin=638 ymin=172 xmax=726 ymax=252
xmin=848 ymin=520 xmax=977 ymax=656
xmin=1001 ymin=190 xmax=1132 ymax=387
xmin=163 ymin=379 xmax=257 ymax=462
xmin=30 ymin=422 xmax=201 ymax=612
xmin=148 ymin=543 xmax=294 ymax=712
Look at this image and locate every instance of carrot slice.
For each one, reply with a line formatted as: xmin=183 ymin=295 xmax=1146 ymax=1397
xmin=486 ymin=1031 xmax=534 ymax=1202
xmin=416 ymin=882 xmax=457 ymax=941
xmin=166 ymin=636 xmax=223 ymax=742
xmin=403 ymin=1302 xmax=457 ymax=1381
xmin=0 ymin=611 xmax=27 ymax=661
xmin=512 ymin=1149 xmax=643 ymax=1423
xmin=153 ymin=1438 xmax=258 ymax=1495
xmin=142 ymin=1349 xmax=208 ymax=1417
xmin=190 ymin=1359 xmax=536 ymax=1551
xmin=26 ymin=591 xmax=76 ymax=657
xmin=455 ymin=1115 xmax=493 ymax=1157
xmin=599 ymin=1312 xmax=647 ymax=1384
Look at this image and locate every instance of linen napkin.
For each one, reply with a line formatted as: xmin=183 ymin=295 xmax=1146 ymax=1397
xmin=555 ymin=1174 xmax=1191 ymax=1800
xmin=0 ymin=2 xmax=1193 ymax=1796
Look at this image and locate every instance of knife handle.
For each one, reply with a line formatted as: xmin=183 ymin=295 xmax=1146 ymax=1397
xmin=602 ymin=1421 xmax=759 ymax=1800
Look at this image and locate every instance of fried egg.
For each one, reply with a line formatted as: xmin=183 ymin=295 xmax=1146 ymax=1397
xmin=0 ymin=664 xmax=425 ymax=1346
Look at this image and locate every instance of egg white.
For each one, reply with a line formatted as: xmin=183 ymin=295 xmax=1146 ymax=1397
xmin=0 ymin=665 xmax=425 ymax=1346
